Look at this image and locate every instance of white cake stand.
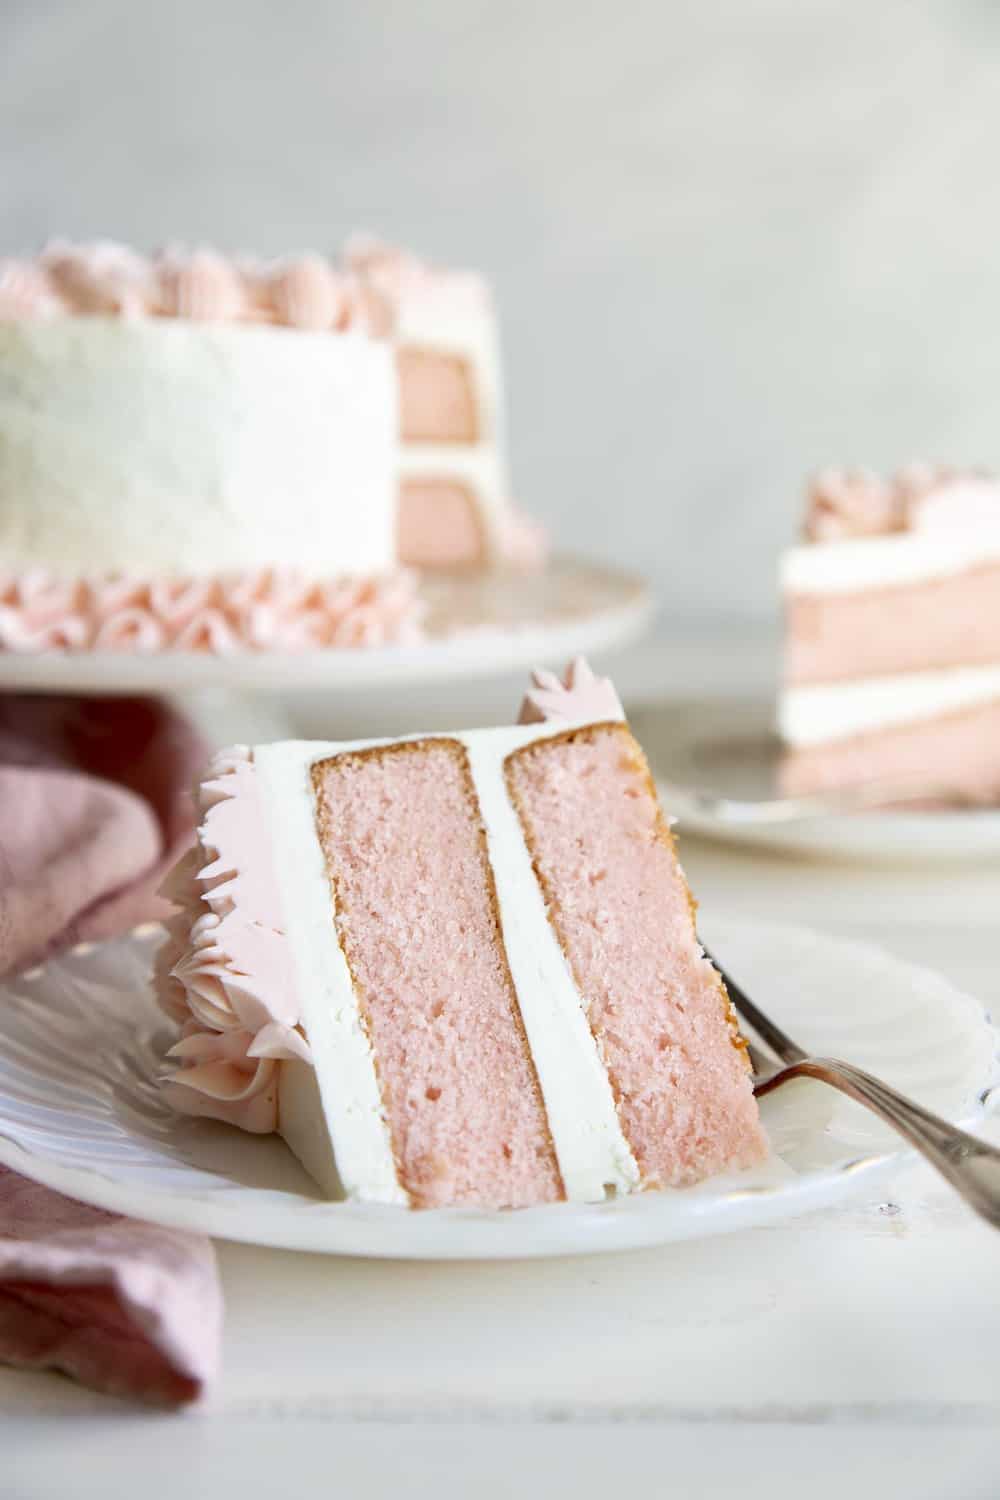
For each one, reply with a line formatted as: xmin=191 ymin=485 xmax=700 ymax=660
xmin=0 ymin=556 xmax=653 ymax=743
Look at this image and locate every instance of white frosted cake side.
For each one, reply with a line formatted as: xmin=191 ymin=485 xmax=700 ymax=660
xmin=0 ymin=319 xmax=397 ymax=577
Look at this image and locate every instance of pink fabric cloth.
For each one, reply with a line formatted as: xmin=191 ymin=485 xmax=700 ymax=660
xmin=0 ymin=695 xmax=223 ymax=1406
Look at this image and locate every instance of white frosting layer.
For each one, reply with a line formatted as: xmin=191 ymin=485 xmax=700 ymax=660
xmin=464 ymin=728 xmax=640 ymax=1201
xmin=780 ymin=664 xmax=1000 ymax=746
xmin=249 ymin=716 xmax=638 ymax=1205
xmin=782 ymin=530 xmax=1000 ymax=597
xmin=253 ymin=741 xmax=407 ymax=1206
xmin=395 ymin=293 xmax=511 ymax=561
xmin=0 ymin=319 xmax=397 ymax=578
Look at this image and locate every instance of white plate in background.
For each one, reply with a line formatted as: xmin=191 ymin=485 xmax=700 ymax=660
xmin=633 ymin=699 xmax=1000 ymax=862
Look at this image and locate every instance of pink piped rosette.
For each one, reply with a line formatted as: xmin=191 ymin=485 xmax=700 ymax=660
xmin=156 ymin=748 xmax=308 ymax=1132
xmin=803 ymin=464 xmax=1000 ymax=542
xmin=0 ymin=569 xmax=423 ymax=655
xmin=518 ymin=656 xmax=624 ymax=725
xmin=0 ymin=240 xmax=385 ymax=333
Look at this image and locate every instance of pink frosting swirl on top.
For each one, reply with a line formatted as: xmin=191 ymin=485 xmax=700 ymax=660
xmin=803 ymin=468 xmax=902 ymax=542
xmin=803 ymin=464 xmax=1000 ymax=542
xmin=158 ymin=248 xmax=250 ymax=322
xmin=518 ymin=656 xmax=624 ymax=726
xmin=0 ymin=568 xmax=423 ymax=655
xmin=0 ymin=240 xmax=384 ymax=333
xmin=156 ymin=748 xmax=310 ymax=1133
xmin=344 ymin=233 xmax=488 ymax=331
xmin=267 ymin=254 xmax=349 ymax=331
xmin=0 ymin=259 xmax=66 ymax=320
xmin=40 ymin=240 xmax=155 ymax=318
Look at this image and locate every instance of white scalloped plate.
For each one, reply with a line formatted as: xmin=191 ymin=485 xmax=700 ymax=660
xmin=0 ymin=918 xmax=996 ymax=1259
xmin=633 ymin=701 xmax=1000 ymax=863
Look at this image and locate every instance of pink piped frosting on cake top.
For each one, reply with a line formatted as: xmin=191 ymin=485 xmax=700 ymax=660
xmin=0 ymin=240 xmax=369 ymax=331
xmin=0 ymin=569 xmax=421 ymax=654
xmin=0 ymin=237 xmax=487 ymax=335
xmin=518 ymin=656 xmax=623 ymax=726
xmin=157 ymin=748 xmax=308 ymax=1133
xmin=803 ymin=465 xmax=1000 ymax=542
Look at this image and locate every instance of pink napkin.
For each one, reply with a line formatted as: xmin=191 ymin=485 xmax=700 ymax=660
xmin=0 ymin=695 xmax=223 ymax=1405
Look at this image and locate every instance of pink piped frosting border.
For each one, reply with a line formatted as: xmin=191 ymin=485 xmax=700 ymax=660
xmin=518 ymin=656 xmax=624 ymax=725
xmin=0 ymin=569 xmax=422 ymax=654
xmin=803 ymin=464 xmax=1000 ymax=542
xmin=156 ymin=747 xmax=309 ymax=1133
xmin=0 ymin=237 xmax=488 ymax=335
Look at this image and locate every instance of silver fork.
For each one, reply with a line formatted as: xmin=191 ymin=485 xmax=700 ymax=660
xmin=706 ymin=947 xmax=1000 ymax=1229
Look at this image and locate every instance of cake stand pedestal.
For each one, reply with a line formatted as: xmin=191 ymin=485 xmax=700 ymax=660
xmin=0 ymin=557 xmax=654 ymax=744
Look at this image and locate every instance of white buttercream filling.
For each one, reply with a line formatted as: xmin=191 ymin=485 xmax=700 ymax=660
xmin=779 ymin=664 xmax=1000 ymax=746
xmin=396 ymin=294 xmax=511 ymax=559
xmin=782 ymin=530 xmax=1000 ymax=597
xmin=250 ymin=718 xmax=638 ymax=1205
xmin=464 ymin=728 xmax=640 ymax=1201
xmin=253 ymin=742 xmax=407 ymax=1207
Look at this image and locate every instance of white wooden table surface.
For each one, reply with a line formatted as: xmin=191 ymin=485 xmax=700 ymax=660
xmin=4 ymin=638 xmax=1000 ymax=1499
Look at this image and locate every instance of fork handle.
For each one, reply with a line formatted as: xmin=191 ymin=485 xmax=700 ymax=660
xmin=756 ymin=1056 xmax=1000 ymax=1228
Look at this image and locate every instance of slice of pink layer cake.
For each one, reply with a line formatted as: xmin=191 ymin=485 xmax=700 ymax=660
xmin=157 ymin=660 xmax=766 ymax=1208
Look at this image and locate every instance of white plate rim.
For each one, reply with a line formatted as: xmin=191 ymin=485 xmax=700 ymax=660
xmin=634 ymin=701 xmax=1000 ymax=863
xmin=0 ymin=918 xmax=996 ymax=1260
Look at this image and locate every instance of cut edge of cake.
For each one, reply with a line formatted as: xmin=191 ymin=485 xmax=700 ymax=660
xmin=157 ymin=658 xmax=767 ymax=1208
xmin=0 ymin=236 xmax=545 ymax=600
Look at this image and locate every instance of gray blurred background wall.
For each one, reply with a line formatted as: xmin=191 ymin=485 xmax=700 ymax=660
xmin=4 ymin=0 xmax=1000 ymax=631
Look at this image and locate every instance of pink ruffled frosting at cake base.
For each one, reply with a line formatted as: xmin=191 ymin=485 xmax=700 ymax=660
xmin=0 ymin=568 xmax=423 ymax=654
xmin=156 ymin=748 xmax=310 ymax=1133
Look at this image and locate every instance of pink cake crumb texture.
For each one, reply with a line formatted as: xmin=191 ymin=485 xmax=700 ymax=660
xmin=506 ymin=724 xmax=766 ymax=1188
xmin=397 ymin=348 xmax=478 ymax=444
xmin=312 ymin=740 xmax=564 ymax=1210
xmin=786 ymin=564 xmax=1000 ymax=686
xmin=779 ymin=700 xmax=1000 ymax=804
xmin=397 ymin=480 xmax=485 ymax=568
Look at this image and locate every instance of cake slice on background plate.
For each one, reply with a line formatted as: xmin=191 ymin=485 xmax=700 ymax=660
xmin=780 ymin=466 xmax=1000 ymax=803
xmin=156 ymin=659 xmax=766 ymax=1209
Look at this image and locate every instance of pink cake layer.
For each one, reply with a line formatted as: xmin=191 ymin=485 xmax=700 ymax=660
xmin=506 ymin=724 xmax=766 ymax=1188
xmin=397 ymin=480 xmax=485 ymax=569
xmin=779 ymin=700 xmax=1000 ymax=802
xmin=397 ymin=349 xmax=478 ymax=444
xmin=312 ymin=740 xmax=563 ymax=1210
xmin=786 ymin=565 xmax=1000 ymax=685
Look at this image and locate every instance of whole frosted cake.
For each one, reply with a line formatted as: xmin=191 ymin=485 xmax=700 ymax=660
xmin=156 ymin=659 xmax=766 ymax=1208
xmin=0 ymin=238 xmax=542 ymax=653
xmin=780 ymin=465 xmax=1000 ymax=801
